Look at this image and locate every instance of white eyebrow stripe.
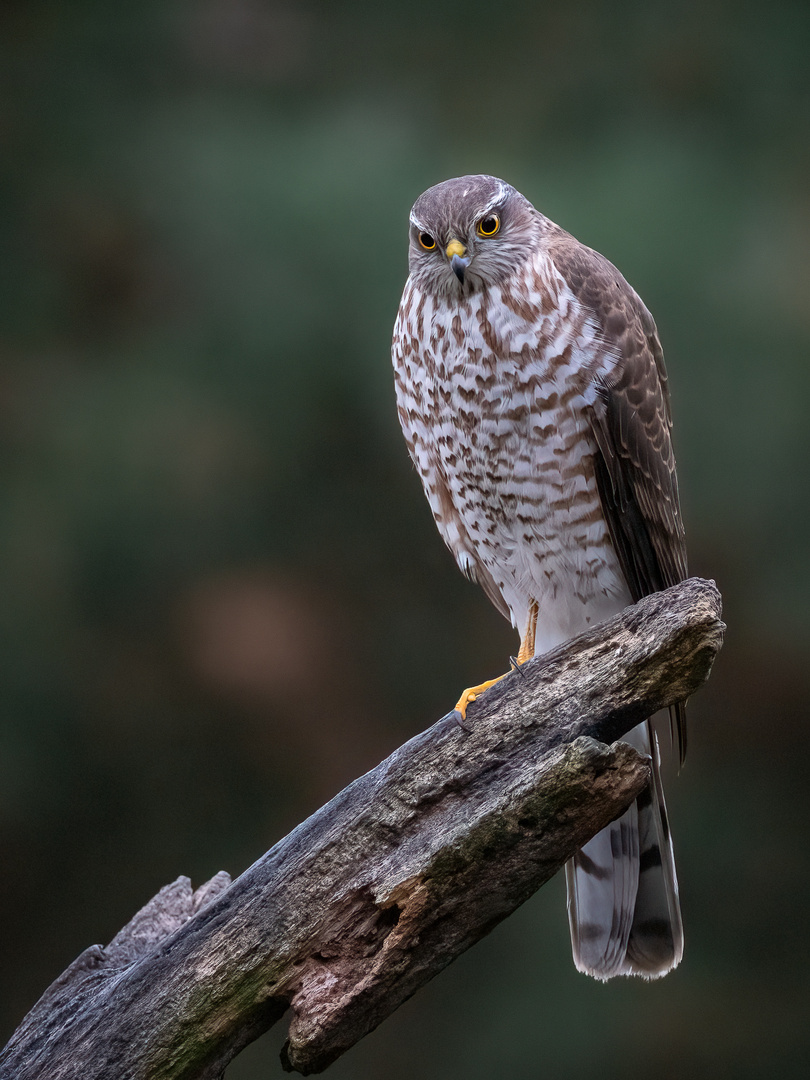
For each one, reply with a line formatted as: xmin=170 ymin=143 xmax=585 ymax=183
xmin=408 ymin=178 xmax=510 ymax=233
xmin=479 ymin=182 xmax=509 ymax=217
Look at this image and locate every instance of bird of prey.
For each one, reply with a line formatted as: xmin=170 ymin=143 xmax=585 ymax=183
xmin=391 ymin=174 xmax=687 ymax=980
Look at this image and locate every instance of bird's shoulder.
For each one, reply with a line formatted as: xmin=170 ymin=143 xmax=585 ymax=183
xmin=544 ymin=227 xmax=652 ymax=355
xmin=542 ymin=226 xmax=671 ymax=416
xmin=544 ymin=225 xmax=686 ymax=574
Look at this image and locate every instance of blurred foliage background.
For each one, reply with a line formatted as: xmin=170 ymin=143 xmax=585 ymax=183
xmin=1 ymin=1 xmax=809 ymax=1077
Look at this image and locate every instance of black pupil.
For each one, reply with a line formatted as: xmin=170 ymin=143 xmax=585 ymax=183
xmin=481 ymin=217 xmax=497 ymax=234
xmin=420 ymin=233 xmax=435 ymax=248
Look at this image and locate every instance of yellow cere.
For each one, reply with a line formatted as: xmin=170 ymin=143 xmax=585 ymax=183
xmin=445 ymin=239 xmax=466 ymax=259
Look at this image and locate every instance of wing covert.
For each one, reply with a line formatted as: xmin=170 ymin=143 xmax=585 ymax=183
xmin=550 ymin=236 xmax=688 ymax=758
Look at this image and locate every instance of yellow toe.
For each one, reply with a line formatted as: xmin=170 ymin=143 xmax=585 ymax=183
xmin=453 ymin=676 xmax=507 ymax=720
xmin=454 ymin=604 xmax=538 ymax=719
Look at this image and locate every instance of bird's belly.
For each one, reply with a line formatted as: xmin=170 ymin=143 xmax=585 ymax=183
xmin=438 ymin=372 xmax=630 ymax=652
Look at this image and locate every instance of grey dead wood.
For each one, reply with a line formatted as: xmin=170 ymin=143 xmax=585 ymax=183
xmin=0 ymin=578 xmax=724 ymax=1080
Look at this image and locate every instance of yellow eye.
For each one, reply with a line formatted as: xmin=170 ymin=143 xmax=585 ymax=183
xmin=418 ymin=231 xmax=437 ymax=250
xmin=477 ymin=214 xmax=500 ymax=237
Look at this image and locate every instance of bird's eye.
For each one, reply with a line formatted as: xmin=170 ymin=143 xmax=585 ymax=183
xmin=477 ymin=214 xmax=500 ymax=237
xmin=418 ymin=232 xmax=437 ymax=250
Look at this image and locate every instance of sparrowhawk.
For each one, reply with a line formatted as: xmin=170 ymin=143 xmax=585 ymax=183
xmin=391 ymin=174 xmax=687 ymax=980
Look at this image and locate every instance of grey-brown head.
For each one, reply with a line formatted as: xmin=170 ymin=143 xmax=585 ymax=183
xmin=407 ymin=175 xmax=541 ymax=297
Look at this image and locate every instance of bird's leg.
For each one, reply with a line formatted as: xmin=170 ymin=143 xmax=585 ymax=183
xmin=453 ymin=599 xmax=538 ymax=720
xmin=516 ymin=598 xmax=538 ymax=664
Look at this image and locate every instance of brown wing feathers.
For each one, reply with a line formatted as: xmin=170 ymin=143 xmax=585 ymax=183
xmin=551 ymin=238 xmax=688 ymax=761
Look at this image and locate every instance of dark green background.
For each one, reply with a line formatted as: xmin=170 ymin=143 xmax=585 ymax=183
xmin=2 ymin=1 xmax=808 ymax=1076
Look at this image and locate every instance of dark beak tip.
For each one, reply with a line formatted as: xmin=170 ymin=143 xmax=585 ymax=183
xmin=451 ymin=254 xmax=470 ymax=283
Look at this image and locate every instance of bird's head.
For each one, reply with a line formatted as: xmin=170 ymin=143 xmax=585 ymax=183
xmin=407 ymin=174 xmax=540 ymax=297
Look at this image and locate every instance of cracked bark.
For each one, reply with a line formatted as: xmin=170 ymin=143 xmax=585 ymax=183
xmin=0 ymin=578 xmax=724 ymax=1080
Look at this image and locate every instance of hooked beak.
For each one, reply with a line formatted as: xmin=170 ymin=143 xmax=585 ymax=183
xmin=446 ymin=239 xmax=470 ymax=283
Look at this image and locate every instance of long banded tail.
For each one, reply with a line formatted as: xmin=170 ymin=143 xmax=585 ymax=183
xmin=565 ymin=721 xmax=683 ymax=980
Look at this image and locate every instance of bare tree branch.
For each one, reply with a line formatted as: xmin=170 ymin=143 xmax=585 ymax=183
xmin=0 ymin=578 xmax=724 ymax=1080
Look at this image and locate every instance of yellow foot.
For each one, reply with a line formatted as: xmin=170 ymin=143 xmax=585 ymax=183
xmin=454 ymin=599 xmax=539 ymax=721
xmin=453 ymin=675 xmax=510 ymax=721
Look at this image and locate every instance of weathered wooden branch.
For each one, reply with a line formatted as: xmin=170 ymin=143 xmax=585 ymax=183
xmin=0 ymin=578 xmax=724 ymax=1080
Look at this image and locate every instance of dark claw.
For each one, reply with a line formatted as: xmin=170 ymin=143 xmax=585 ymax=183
xmin=450 ymin=708 xmax=472 ymax=733
xmin=509 ymin=656 xmax=527 ymax=677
